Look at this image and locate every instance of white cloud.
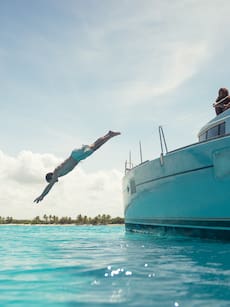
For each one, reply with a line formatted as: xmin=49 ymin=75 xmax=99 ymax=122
xmin=0 ymin=150 xmax=123 ymax=219
xmin=1 ymin=1 xmax=213 ymax=103
xmin=110 ymin=41 xmax=209 ymax=106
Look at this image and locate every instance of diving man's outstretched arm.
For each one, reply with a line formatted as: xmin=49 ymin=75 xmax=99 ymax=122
xmin=34 ymin=178 xmax=57 ymax=203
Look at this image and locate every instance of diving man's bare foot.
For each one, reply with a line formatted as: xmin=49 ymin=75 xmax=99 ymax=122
xmin=108 ymin=130 xmax=121 ymax=137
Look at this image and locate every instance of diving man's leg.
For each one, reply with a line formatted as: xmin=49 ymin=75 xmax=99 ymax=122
xmin=90 ymin=131 xmax=121 ymax=151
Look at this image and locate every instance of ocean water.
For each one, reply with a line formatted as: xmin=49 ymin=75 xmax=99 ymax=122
xmin=0 ymin=225 xmax=230 ymax=306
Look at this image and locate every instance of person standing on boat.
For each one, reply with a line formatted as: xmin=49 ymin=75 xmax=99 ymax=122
xmin=214 ymin=88 xmax=230 ymax=115
xmin=34 ymin=130 xmax=121 ymax=203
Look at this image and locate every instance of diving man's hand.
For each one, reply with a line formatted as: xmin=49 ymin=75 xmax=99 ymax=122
xmin=34 ymin=195 xmax=44 ymax=203
xmin=33 ymin=180 xmax=57 ymax=204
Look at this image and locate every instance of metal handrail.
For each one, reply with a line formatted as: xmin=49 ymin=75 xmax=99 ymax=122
xmin=159 ymin=126 xmax=168 ymax=155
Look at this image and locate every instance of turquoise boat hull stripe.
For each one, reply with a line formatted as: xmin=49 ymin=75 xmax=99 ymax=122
xmin=125 ymin=223 xmax=230 ymax=240
xmin=126 ymin=218 xmax=230 ymax=228
xmin=136 ymin=164 xmax=213 ymax=187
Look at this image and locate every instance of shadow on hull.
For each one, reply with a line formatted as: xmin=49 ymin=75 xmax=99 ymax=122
xmin=125 ymin=223 xmax=230 ymax=241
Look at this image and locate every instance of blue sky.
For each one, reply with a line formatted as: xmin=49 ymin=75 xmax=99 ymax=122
xmin=1 ymin=0 xmax=230 ymax=218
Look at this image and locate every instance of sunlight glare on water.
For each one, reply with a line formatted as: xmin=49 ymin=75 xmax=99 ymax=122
xmin=0 ymin=225 xmax=229 ymax=306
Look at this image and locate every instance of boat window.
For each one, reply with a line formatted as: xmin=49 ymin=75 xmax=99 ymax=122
xmin=219 ymin=122 xmax=225 ymax=136
xmin=130 ymin=179 xmax=136 ymax=194
xmin=199 ymin=122 xmax=226 ymax=141
xmin=207 ymin=125 xmax=219 ymax=139
xmin=199 ymin=132 xmax=207 ymax=141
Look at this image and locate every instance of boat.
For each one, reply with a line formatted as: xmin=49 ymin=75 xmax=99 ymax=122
xmin=123 ymin=108 xmax=230 ymax=239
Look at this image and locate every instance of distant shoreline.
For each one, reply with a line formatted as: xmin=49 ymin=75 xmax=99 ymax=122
xmin=0 ymin=215 xmax=124 ymax=226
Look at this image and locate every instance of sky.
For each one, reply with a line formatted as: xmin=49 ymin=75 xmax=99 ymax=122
xmin=1 ymin=0 xmax=230 ymax=219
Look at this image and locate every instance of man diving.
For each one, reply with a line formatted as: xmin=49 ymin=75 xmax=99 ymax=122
xmin=34 ymin=130 xmax=121 ymax=203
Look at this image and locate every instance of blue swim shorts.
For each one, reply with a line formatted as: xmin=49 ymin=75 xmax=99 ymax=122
xmin=71 ymin=145 xmax=94 ymax=161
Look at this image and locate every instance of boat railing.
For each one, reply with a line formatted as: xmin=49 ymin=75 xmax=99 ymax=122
xmin=125 ymin=150 xmax=134 ymax=174
xmin=159 ymin=126 xmax=168 ymax=165
xmin=125 ymin=127 xmax=169 ymax=172
xmin=125 ymin=160 xmax=133 ymax=174
xmin=125 ymin=141 xmax=144 ymax=174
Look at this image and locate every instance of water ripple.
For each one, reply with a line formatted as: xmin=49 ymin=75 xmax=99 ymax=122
xmin=0 ymin=225 xmax=229 ymax=306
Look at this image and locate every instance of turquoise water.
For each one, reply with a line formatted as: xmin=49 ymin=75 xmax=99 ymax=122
xmin=0 ymin=225 xmax=230 ymax=306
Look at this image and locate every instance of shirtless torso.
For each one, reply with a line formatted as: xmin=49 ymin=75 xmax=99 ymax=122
xmin=53 ymin=157 xmax=79 ymax=178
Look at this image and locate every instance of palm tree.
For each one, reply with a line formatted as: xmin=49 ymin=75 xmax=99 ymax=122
xmin=76 ymin=214 xmax=83 ymax=225
xmin=43 ymin=214 xmax=48 ymax=224
xmin=32 ymin=216 xmax=41 ymax=224
xmin=83 ymin=216 xmax=88 ymax=224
